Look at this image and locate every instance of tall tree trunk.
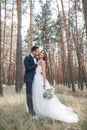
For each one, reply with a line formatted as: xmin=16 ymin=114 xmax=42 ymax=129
xmin=48 ymin=51 xmax=53 ymax=83
xmin=60 ymin=0 xmax=75 ymax=92
xmin=82 ymin=0 xmax=87 ymax=39
xmin=59 ymin=19 xmax=67 ymax=85
xmin=30 ymin=0 xmax=33 ymax=48
xmin=55 ymin=0 xmax=67 ymax=86
xmin=8 ymin=0 xmax=14 ymax=85
xmin=2 ymin=0 xmax=7 ymax=84
xmin=67 ymin=0 xmax=71 ymax=88
xmin=0 ymin=1 xmax=3 ymax=96
xmin=15 ymin=0 xmax=22 ymax=92
xmin=74 ymin=1 xmax=86 ymax=90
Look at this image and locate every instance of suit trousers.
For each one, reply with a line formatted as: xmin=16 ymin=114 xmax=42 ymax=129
xmin=26 ymin=83 xmax=34 ymax=115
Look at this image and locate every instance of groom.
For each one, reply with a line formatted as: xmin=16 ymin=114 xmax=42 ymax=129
xmin=24 ymin=46 xmax=40 ymax=116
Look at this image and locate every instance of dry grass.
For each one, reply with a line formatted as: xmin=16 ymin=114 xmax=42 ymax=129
xmin=0 ymin=85 xmax=87 ymax=130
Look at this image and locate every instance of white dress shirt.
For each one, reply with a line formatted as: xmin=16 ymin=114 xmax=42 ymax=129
xmin=30 ymin=53 xmax=37 ymax=64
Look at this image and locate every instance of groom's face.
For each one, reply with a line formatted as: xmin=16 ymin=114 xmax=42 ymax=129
xmin=35 ymin=48 xmax=40 ymax=56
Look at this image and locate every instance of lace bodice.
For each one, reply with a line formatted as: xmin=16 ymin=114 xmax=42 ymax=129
xmin=35 ymin=65 xmax=42 ymax=74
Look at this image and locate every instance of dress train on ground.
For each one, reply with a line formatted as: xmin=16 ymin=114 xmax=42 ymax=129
xmin=32 ymin=65 xmax=79 ymax=123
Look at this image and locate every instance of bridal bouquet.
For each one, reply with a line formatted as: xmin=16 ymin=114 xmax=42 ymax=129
xmin=43 ymin=87 xmax=55 ymax=99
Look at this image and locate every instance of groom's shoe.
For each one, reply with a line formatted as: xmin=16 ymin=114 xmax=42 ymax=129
xmin=32 ymin=115 xmax=39 ymax=120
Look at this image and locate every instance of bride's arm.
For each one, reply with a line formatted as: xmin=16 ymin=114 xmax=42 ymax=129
xmin=42 ymin=61 xmax=46 ymax=89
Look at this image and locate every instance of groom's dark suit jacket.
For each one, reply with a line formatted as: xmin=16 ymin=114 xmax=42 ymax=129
xmin=24 ymin=54 xmax=38 ymax=83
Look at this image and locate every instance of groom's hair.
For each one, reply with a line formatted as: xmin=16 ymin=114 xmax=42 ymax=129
xmin=31 ymin=46 xmax=39 ymax=52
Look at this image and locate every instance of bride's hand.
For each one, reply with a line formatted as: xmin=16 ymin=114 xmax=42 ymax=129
xmin=38 ymin=60 xmax=42 ymax=65
xmin=43 ymin=84 xmax=46 ymax=89
xmin=38 ymin=60 xmax=43 ymax=66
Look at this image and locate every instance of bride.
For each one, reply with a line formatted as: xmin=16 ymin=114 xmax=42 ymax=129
xmin=32 ymin=50 xmax=79 ymax=123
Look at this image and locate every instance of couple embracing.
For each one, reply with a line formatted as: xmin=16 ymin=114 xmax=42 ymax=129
xmin=24 ymin=46 xmax=79 ymax=123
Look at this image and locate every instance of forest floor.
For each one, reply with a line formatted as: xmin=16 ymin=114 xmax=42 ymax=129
xmin=0 ymin=84 xmax=87 ymax=130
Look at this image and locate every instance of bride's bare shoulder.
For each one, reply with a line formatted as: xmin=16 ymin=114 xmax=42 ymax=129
xmin=42 ymin=60 xmax=46 ymax=67
xmin=42 ymin=60 xmax=45 ymax=63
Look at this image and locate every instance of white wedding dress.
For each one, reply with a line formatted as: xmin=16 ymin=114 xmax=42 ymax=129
xmin=32 ymin=65 xmax=79 ymax=123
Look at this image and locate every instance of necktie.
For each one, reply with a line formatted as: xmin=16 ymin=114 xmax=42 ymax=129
xmin=33 ymin=56 xmax=36 ymax=58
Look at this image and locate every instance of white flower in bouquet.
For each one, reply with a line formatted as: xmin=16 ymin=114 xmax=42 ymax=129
xmin=43 ymin=87 xmax=55 ymax=99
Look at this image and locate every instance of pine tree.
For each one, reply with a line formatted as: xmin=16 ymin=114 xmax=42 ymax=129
xmin=0 ymin=0 xmax=3 ymax=96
